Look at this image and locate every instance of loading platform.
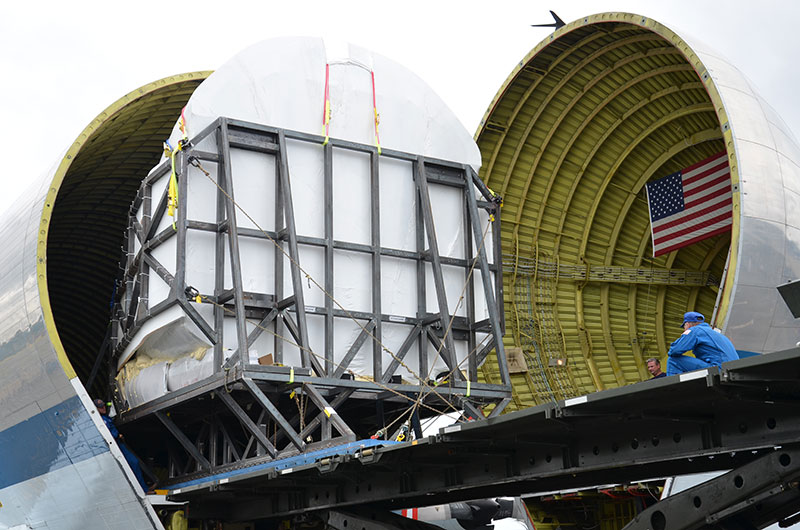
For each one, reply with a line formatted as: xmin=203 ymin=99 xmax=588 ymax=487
xmin=168 ymin=347 xmax=800 ymax=529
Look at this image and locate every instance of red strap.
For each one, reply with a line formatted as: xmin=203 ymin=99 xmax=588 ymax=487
xmin=180 ymin=106 xmax=188 ymax=140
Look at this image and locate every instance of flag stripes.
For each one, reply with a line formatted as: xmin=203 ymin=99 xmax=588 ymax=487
xmin=645 ymin=151 xmax=732 ymax=257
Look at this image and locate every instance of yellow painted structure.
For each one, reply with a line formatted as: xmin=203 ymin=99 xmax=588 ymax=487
xmin=476 ymin=13 xmax=737 ymax=408
xmin=40 ymin=72 xmax=211 ymax=392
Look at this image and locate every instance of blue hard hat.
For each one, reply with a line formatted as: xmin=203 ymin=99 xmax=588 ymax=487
xmin=681 ymin=311 xmax=704 ymax=327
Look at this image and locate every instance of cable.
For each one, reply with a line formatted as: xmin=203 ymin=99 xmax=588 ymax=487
xmin=188 ymin=154 xmax=497 ymax=417
xmin=199 ymin=294 xmax=454 ymax=418
xmin=406 ymin=220 xmax=494 ymax=416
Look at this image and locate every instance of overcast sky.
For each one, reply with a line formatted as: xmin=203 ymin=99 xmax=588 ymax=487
xmin=1 ymin=0 xmax=798 ymax=215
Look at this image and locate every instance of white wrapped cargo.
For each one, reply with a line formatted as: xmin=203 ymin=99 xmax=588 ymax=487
xmin=114 ymin=37 xmax=496 ymax=407
xmin=117 ymin=358 xmax=169 ymax=409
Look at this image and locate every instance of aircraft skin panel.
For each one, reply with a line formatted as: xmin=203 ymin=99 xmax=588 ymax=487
xmin=0 ymin=395 xmax=108 ymax=489
xmin=0 ymin=449 xmax=154 ymax=529
xmin=0 ymin=72 xmax=206 ymax=528
xmin=667 ymin=20 xmax=800 ymax=347
xmin=0 ymin=171 xmax=160 ymax=528
xmin=0 ymin=178 xmax=72 ymax=432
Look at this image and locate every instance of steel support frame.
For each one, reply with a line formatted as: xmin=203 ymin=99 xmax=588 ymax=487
xmin=155 ymin=378 xmax=356 ymax=483
xmin=112 ymin=118 xmax=506 ymax=394
xmin=624 ymin=447 xmax=800 ymax=530
xmin=111 ymin=117 xmax=510 ymax=484
xmin=168 ymin=351 xmax=800 ymax=520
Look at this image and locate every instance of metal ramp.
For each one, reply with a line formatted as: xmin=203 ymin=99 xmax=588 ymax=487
xmin=169 ymin=347 xmax=800 ymax=529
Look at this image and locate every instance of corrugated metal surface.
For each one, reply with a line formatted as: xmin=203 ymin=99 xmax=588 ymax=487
xmin=475 ymin=15 xmax=730 ymax=408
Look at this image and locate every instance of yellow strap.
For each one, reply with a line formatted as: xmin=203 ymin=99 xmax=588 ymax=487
xmin=289 ymin=367 xmax=294 ymax=384
xmin=165 ymin=142 xmax=179 ymax=231
xmin=371 ymin=70 xmax=381 ymax=155
xmin=466 ymin=380 xmax=471 ymax=397
xmin=373 ymin=108 xmax=381 ymax=155
xmin=322 ymin=64 xmax=331 ymax=146
xmin=289 ymin=389 xmax=296 ymax=399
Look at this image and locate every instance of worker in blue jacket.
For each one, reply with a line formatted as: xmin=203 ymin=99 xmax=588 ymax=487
xmin=666 ymin=311 xmax=739 ymax=376
xmin=94 ymin=398 xmax=148 ymax=491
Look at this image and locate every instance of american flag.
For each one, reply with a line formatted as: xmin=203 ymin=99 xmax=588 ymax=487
xmin=645 ymin=151 xmax=732 ymax=257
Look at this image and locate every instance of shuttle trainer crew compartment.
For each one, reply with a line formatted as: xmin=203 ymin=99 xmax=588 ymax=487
xmin=103 ymin=37 xmax=510 ymax=485
xmin=113 ymin=117 xmax=506 ymax=410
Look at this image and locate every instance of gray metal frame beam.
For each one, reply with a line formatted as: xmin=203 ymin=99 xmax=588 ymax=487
xmin=243 ymin=308 xmax=279 ymax=351
xmin=464 ymin=166 xmax=509 ymax=385
xmin=274 ymin=134 xmax=285 ymax=365
xmin=177 ymin=222 xmax=498 ymax=271
xmin=625 ymin=447 xmax=800 ymax=530
xmin=297 ymin=389 xmax=355 ymax=442
xmin=277 ymin=129 xmax=320 ymax=375
xmin=302 ymin=383 xmax=356 ymax=438
xmin=156 ymin=411 xmax=212 ymax=471
xmin=176 ymin=297 xmax=217 ymax=344
xmin=214 ymin=142 xmax=227 ymax=373
xmin=381 ymin=324 xmax=422 ymax=383
xmin=415 ymin=157 xmax=458 ymax=375
xmin=215 ymin=389 xmax=278 ymax=458
xmin=218 ymin=120 xmax=250 ymax=368
xmin=169 ymin=350 xmax=800 ymax=519
xmin=242 ymin=377 xmax=306 ymax=452
xmin=116 ymin=366 xmax=507 ymax=427
xmin=370 ymin=150 xmax=383 ymax=381
xmin=333 ymin=320 xmax=376 ymax=378
xmin=218 ymin=418 xmax=242 ymax=463
xmin=324 ymin=142 xmax=334 ymax=375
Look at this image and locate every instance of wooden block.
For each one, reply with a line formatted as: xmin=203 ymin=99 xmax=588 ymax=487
xmin=258 ymin=354 xmax=274 ymax=366
xmin=506 ymin=347 xmax=528 ymax=374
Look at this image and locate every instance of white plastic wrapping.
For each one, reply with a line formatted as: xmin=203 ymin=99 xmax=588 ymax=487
xmin=117 ymin=359 xmax=169 ymax=409
xmin=117 ymin=37 xmax=494 ymax=404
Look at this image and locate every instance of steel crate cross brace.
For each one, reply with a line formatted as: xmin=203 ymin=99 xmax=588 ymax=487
xmin=109 ymin=117 xmax=511 ymax=483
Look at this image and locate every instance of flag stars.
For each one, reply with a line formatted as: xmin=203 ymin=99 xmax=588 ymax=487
xmin=646 ymin=171 xmax=685 ymax=221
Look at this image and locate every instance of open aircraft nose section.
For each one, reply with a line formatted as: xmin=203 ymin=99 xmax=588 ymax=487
xmin=475 ymin=12 xmax=800 ymax=406
xmin=41 ymin=72 xmax=212 ymax=394
xmin=0 ymin=71 xmax=209 ymax=529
